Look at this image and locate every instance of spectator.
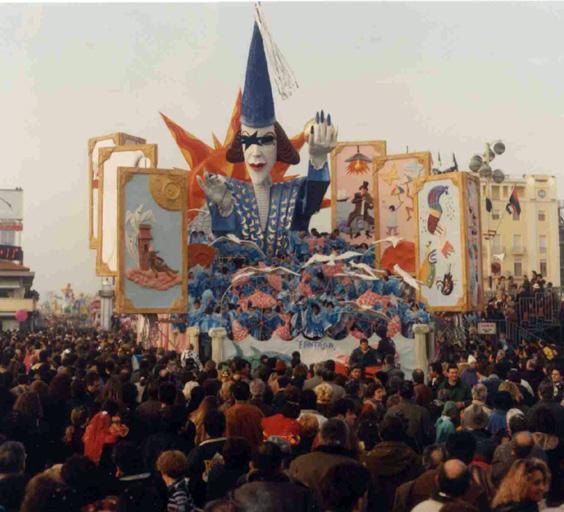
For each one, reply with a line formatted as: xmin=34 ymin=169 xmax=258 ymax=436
xmin=348 ymin=339 xmax=379 ymax=370
xmin=319 ymin=462 xmax=370 ymax=512
xmin=156 ymin=450 xmax=196 ymax=512
xmin=0 ymin=441 xmax=28 ymax=512
xmin=438 ymin=364 xmax=472 ymax=409
xmin=224 ymin=381 xmax=263 ymax=451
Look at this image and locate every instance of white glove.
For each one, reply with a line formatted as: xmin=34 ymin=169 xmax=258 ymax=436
xmin=196 ymin=171 xmax=234 ymax=217
xmin=306 ymin=110 xmax=338 ymax=170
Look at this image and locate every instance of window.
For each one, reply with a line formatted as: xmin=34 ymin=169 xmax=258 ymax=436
xmin=502 ymin=186 xmax=508 ymax=199
xmin=516 ymin=187 xmax=525 ymax=199
xmin=540 ymin=260 xmax=547 ymax=276
xmin=491 ymin=186 xmax=500 ymax=200
xmin=493 ymin=234 xmax=502 ymax=252
xmin=514 ymin=258 xmax=522 ymax=277
xmin=539 ymin=235 xmax=547 ymax=254
xmin=538 ymin=210 xmax=546 ymax=221
xmin=492 ymin=210 xmax=500 ymax=220
xmin=513 ymin=209 xmax=520 ymax=221
xmin=513 ymin=234 xmax=522 ymax=250
xmin=0 ymin=231 xmax=14 ymax=245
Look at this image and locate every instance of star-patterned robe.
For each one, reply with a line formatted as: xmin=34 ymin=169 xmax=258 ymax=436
xmin=207 ymin=162 xmax=329 ymax=257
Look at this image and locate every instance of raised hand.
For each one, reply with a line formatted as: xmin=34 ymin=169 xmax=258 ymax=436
xmin=307 ymin=110 xmax=338 ymax=170
xmin=196 ymin=171 xmax=234 ymax=217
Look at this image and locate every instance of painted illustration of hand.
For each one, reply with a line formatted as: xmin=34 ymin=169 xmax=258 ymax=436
xmin=196 ymin=170 xmax=234 ymax=217
xmin=306 ymin=110 xmax=338 ymax=170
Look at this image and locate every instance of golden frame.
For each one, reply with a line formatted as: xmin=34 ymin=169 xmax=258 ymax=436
xmin=414 ymin=172 xmax=482 ymax=312
xmin=115 ymin=167 xmax=188 ymax=314
xmin=372 ymin=151 xmax=431 ymax=263
xmin=96 ymin=144 xmax=158 ymax=277
xmin=330 ymin=140 xmax=387 ymax=232
xmin=88 ymin=133 xmax=146 ymax=250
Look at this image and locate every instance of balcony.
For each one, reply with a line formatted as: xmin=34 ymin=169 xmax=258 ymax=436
xmin=0 ymin=298 xmax=36 ymax=313
xmin=511 ymin=246 xmax=526 ymax=255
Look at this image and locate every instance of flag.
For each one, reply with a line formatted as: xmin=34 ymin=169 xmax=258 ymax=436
xmin=485 ymin=197 xmax=493 ymax=212
xmin=506 ymin=187 xmax=521 ymax=218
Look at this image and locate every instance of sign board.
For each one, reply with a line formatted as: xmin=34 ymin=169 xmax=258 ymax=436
xmin=0 ymin=245 xmax=23 ymax=261
xmin=477 ymin=322 xmax=497 ymax=335
xmin=0 ymin=190 xmax=23 ymax=220
xmin=0 ymin=223 xmax=22 ymax=231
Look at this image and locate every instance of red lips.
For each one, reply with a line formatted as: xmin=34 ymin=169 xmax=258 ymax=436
xmin=249 ymin=163 xmax=266 ymax=171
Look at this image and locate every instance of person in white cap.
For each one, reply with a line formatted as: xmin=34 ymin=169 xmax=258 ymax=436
xmin=460 ymin=355 xmax=479 ymax=389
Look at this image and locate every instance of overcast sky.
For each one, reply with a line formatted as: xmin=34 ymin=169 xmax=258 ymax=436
xmin=2 ymin=2 xmax=564 ymax=296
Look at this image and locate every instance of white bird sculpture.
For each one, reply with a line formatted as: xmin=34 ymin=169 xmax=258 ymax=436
xmin=393 ymin=264 xmax=421 ymax=290
xmin=210 ymin=234 xmax=266 ymax=257
xmin=303 ymin=250 xmax=363 ymax=268
xmin=493 ymin=253 xmax=505 ymax=263
xmin=372 ymin=236 xmax=403 ymax=248
xmin=349 ymin=261 xmax=387 ymax=279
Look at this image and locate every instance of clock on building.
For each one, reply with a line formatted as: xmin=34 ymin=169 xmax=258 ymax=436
xmin=538 ymin=189 xmax=546 ymax=199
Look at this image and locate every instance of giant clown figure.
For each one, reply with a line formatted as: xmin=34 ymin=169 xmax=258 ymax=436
xmin=197 ymin=23 xmax=337 ymax=257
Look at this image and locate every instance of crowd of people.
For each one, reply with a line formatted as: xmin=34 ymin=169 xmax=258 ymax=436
xmin=0 ymin=325 xmax=562 ymax=512
xmin=185 ymin=229 xmax=429 ymax=352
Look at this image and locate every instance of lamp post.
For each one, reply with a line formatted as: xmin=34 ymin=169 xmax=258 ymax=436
xmin=468 ymin=141 xmax=507 ymax=290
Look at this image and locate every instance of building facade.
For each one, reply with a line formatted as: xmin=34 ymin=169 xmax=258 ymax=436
xmin=0 ymin=188 xmax=36 ymax=330
xmin=480 ymin=174 xmax=560 ymax=288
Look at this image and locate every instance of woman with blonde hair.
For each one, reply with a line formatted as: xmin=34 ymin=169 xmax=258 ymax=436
xmin=491 ymin=458 xmax=550 ymax=512
xmin=498 ymin=381 xmax=524 ymax=406
xmin=190 ymin=396 xmax=218 ymax=445
xmin=314 ymin=382 xmax=333 ymax=418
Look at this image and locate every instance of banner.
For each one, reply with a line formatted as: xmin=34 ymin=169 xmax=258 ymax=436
xmin=0 ymin=245 xmax=23 ymax=261
xmin=0 ymin=223 xmax=22 ymax=231
xmin=220 ymin=333 xmax=417 ymax=374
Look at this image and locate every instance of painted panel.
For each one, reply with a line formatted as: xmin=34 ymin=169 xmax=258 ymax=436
xmin=464 ymin=175 xmax=484 ymax=309
xmin=330 ymin=140 xmax=386 ymax=244
xmin=116 ymin=167 xmax=187 ymax=313
xmin=416 ymin=173 xmax=466 ymax=311
xmin=96 ymin=144 xmax=157 ymax=276
xmin=373 ymin=152 xmax=430 ymax=263
xmin=88 ymin=133 xmax=145 ymax=249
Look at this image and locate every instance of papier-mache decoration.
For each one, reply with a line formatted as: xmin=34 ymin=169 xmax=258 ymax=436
xmin=116 ymin=167 xmax=187 ymax=314
xmin=415 ymin=172 xmax=483 ymax=312
xmin=88 ymin=133 xmax=145 ymax=250
xmin=96 ymin=144 xmax=158 ymax=276
xmin=164 ymin=9 xmax=336 ymax=257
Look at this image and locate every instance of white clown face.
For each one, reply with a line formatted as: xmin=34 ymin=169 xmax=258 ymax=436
xmin=241 ymin=123 xmax=277 ymax=186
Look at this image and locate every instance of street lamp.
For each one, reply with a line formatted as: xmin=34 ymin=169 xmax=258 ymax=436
xmin=468 ymin=141 xmax=506 ymax=183
xmin=468 ymin=140 xmax=507 ymax=290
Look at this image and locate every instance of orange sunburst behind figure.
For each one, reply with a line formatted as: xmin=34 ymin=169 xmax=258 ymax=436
xmin=162 ymin=90 xmax=330 ymax=223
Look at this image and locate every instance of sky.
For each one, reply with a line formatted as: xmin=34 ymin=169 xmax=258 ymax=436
xmin=2 ymin=1 xmax=564 ymax=297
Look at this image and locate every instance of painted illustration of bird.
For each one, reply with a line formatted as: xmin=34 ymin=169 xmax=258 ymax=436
xmin=370 ymin=236 xmax=403 ymax=249
xmin=426 ymin=185 xmax=449 ymax=235
xmin=303 ymin=250 xmax=363 ymax=268
xmin=393 ymin=264 xmax=421 ymax=290
xmin=232 ymin=265 xmax=300 ymax=283
xmin=418 ymin=241 xmax=438 ymax=288
xmin=125 ymin=205 xmax=156 ymax=257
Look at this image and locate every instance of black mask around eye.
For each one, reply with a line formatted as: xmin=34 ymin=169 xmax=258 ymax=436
xmin=240 ymin=131 xmax=276 ymax=149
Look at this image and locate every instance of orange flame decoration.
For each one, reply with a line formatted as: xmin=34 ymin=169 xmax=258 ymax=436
xmin=346 ymin=159 xmax=370 ymax=176
xmin=161 ymin=90 xmax=330 ymax=224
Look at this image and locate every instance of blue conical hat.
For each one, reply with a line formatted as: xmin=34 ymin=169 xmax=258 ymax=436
xmin=241 ymin=23 xmax=275 ymax=128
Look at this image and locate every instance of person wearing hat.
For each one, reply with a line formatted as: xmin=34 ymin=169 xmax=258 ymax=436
xmin=197 ymin=23 xmax=337 ymax=257
xmin=460 ymin=355 xmax=479 ymax=389
xmin=346 ymin=181 xmax=374 ymax=238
